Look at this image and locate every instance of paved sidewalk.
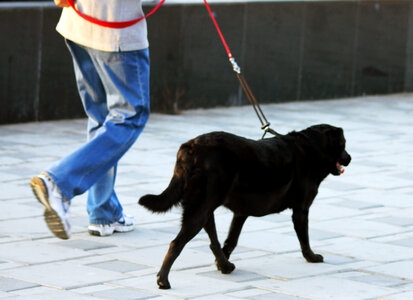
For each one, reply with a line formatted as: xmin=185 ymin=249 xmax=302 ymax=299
xmin=0 ymin=94 xmax=413 ymax=299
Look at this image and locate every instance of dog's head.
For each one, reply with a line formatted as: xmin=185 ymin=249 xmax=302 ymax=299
xmin=308 ymin=124 xmax=351 ymax=176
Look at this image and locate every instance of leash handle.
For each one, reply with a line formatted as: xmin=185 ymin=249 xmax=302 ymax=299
xmin=66 ymin=0 xmax=166 ymax=28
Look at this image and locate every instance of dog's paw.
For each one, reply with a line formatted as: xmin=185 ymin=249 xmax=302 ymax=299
xmin=157 ymin=275 xmax=171 ymax=289
xmin=305 ymin=253 xmax=324 ymax=263
xmin=217 ymin=261 xmax=236 ymax=274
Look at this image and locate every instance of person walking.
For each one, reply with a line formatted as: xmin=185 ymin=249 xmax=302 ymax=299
xmin=30 ymin=0 xmax=151 ymax=239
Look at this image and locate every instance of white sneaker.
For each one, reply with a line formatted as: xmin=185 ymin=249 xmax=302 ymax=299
xmin=88 ymin=215 xmax=135 ymax=237
xmin=30 ymin=173 xmax=71 ymax=239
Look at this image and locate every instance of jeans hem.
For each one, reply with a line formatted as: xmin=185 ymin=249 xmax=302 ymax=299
xmin=89 ymin=213 xmax=123 ymax=225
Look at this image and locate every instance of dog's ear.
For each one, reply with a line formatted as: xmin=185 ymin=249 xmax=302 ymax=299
xmin=326 ymin=127 xmax=344 ymax=144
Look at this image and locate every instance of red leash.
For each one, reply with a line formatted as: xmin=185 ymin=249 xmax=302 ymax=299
xmin=66 ymin=0 xmax=166 ymax=29
xmin=203 ymin=0 xmax=233 ymax=60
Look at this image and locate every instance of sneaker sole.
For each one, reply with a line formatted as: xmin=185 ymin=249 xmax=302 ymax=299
xmin=88 ymin=229 xmax=114 ymax=237
xmin=30 ymin=177 xmax=70 ymax=240
xmin=88 ymin=225 xmax=134 ymax=237
xmin=114 ymin=225 xmax=134 ymax=233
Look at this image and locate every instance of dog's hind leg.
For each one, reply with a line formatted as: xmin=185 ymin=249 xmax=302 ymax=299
xmin=222 ymin=214 xmax=248 ymax=259
xmin=204 ymin=214 xmax=235 ymax=274
xmin=156 ymin=213 xmax=207 ymax=289
xmin=292 ymin=209 xmax=323 ymax=263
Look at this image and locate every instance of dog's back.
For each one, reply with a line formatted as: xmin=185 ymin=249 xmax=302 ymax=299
xmin=139 ymin=131 xmax=294 ymax=214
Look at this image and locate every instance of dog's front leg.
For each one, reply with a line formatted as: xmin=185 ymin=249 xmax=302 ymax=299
xmin=292 ymin=209 xmax=323 ymax=263
xmin=222 ymin=214 xmax=248 ymax=259
xmin=204 ymin=214 xmax=235 ymax=274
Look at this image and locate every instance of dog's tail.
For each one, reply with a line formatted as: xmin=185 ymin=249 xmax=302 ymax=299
xmin=139 ymin=144 xmax=191 ymax=213
xmin=139 ymin=176 xmax=183 ymax=213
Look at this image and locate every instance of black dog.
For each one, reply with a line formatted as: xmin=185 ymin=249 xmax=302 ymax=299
xmin=139 ymin=124 xmax=351 ymax=289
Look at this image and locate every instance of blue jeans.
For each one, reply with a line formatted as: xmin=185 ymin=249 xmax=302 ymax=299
xmin=47 ymin=40 xmax=150 ymax=225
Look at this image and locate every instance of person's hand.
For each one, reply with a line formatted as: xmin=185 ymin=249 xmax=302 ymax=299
xmin=54 ymin=0 xmax=70 ymax=8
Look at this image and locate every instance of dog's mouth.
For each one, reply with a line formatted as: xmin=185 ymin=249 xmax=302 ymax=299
xmin=336 ymin=162 xmax=345 ymax=175
xmin=334 ymin=151 xmax=351 ymax=176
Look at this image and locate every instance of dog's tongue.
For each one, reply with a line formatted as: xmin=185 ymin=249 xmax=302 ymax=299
xmin=336 ymin=162 xmax=345 ymax=174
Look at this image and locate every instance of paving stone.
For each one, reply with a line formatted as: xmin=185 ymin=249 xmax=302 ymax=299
xmin=8 ymin=286 xmax=59 ymax=297
xmin=233 ymin=253 xmax=349 ymax=280
xmin=335 ymin=199 xmax=384 ymax=210
xmin=75 ymin=227 xmax=177 ymax=250
xmin=0 ymin=240 xmax=89 ymax=264
xmin=318 ymin=180 xmax=364 ymax=192
xmin=389 ymin=171 xmax=413 ymax=181
xmin=247 ymin=293 xmax=307 ymax=299
xmin=0 ymin=156 xmax=24 ymax=166
xmin=214 ymin=214 xmax=285 ymax=234
xmin=236 ymin=231 xmax=302 ymax=254
xmin=323 ymin=254 xmax=357 ymax=265
xmin=252 ymin=276 xmax=396 ymax=300
xmin=125 ymin=266 xmax=158 ymax=278
xmin=284 ymin=229 xmax=342 ymax=241
xmin=0 ymin=276 xmax=39 ymax=292
xmin=107 ymin=244 xmax=216 ymax=270
xmin=392 ymin=238 xmax=413 ymax=248
xmin=8 ymin=290 xmax=104 ymax=299
xmin=387 ymin=207 xmax=413 ymax=220
xmin=225 ymin=288 xmax=273 ymax=298
xmin=70 ymin=284 xmax=116 ymax=295
xmin=89 ymin=287 xmax=157 ymax=300
xmin=347 ymin=274 xmax=408 ymax=287
xmin=339 ymin=172 xmax=412 ymax=190
xmin=372 ymin=216 xmax=413 ymax=227
xmin=192 ymin=294 xmax=240 ymax=300
xmin=55 ymin=239 xmax=116 ymax=251
xmin=192 ymin=244 xmax=249 ymax=256
xmin=0 ymin=181 xmax=33 ymax=200
xmin=0 ymin=261 xmax=24 ymax=270
xmin=306 ymin=203 xmax=365 ymax=221
xmin=311 ymin=218 xmax=405 ymax=239
xmin=366 ymin=261 xmax=413 ymax=281
xmin=321 ymin=237 xmax=413 ymax=263
xmin=198 ymin=269 xmax=267 ymax=283
xmin=87 ymin=260 xmax=149 ymax=273
xmin=0 ymin=217 xmax=56 ymax=239
xmin=0 ymin=261 xmax=128 ymax=289
xmin=0 ymin=291 xmax=9 ymax=297
xmin=371 ymin=232 xmax=413 ymax=244
xmin=115 ymin=270 xmax=243 ymax=299
xmin=383 ymin=291 xmax=413 ymax=300
xmin=66 ymin=255 xmax=115 ymax=266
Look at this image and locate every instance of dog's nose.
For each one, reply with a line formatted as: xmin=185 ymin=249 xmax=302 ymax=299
xmin=342 ymin=152 xmax=351 ymax=166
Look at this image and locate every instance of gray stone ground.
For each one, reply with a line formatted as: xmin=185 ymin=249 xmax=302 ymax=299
xmin=0 ymin=94 xmax=413 ymax=299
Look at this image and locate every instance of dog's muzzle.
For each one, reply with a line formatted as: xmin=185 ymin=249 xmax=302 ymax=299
xmin=335 ymin=151 xmax=351 ymax=175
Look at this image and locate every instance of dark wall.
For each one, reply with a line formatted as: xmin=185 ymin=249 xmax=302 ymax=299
xmin=1 ymin=0 xmax=413 ymax=124
xmin=0 ymin=3 xmax=83 ymax=123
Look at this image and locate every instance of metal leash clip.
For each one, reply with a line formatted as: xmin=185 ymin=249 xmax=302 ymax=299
xmin=229 ymin=58 xmax=241 ymax=74
xmin=261 ymin=123 xmax=280 ymax=139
